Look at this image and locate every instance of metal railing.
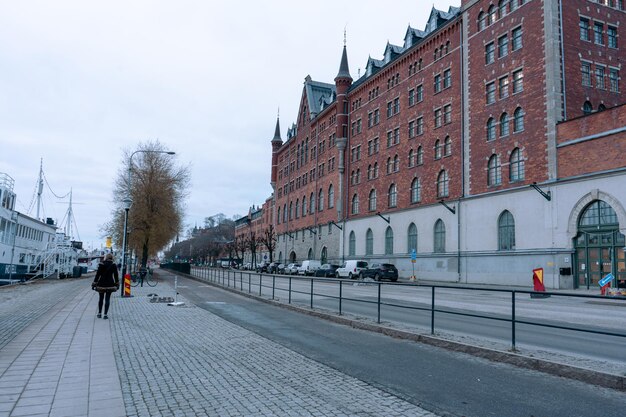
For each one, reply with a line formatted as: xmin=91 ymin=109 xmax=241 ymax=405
xmin=181 ymin=266 xmax=626 ymax=351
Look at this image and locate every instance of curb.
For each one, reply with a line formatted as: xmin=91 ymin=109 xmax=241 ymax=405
xmin=160 ymin=269 xmax=626 ymax=392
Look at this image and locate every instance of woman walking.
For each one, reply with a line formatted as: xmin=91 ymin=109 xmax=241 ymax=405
xmin=92 ymin=253 xmax=119 ymax=319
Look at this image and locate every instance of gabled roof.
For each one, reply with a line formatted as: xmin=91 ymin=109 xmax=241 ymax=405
xmin=304 ymin=78 xmax=336 ymax=120
xmin=383 ymin=42 xmax=404 ymax=64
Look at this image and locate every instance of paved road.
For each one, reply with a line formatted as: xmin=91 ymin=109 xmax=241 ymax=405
xmin=0 ymin=277 xmax=438 ymax=417
xmin=175 ymin=271 xmax=626 ymax=417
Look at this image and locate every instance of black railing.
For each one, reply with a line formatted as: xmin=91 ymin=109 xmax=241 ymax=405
xmin=187 ymin=266 xmax=626 ymax=351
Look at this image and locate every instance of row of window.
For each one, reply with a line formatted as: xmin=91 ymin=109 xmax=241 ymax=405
xmin=593 ymin=0 xmax=625 ymax=10
xmin=487 ymin=148 xmax=526 ymax=186
xmin=278 ymin=185 xmax=336 ymax=224
xmin=579 ymin=18 xmax=618 ymax=48
xmin=486 ymin=108 xmax=525 ymax=140
xmin=485 ymin=26 xmax=523 ymax=65
xmin=477 ymin=0 xmax=528 ymax=32
xmin=486 ymin=69 xmax=523 ymax=103
xmin=347 ymin=210 xmax=516 ymax=257
xmin=581 ymin=62 xmax=620 ymax=92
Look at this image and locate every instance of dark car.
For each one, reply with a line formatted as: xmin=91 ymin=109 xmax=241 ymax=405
xmin=359 ymin=263 xmax=398 ymax=281
xmin=255 ymin=262 xmax=270 ymax=273
xmin=267 ymin=262 xmax=280 ymax=274
xmin=314 ymin=264 xmax=341 ymax=278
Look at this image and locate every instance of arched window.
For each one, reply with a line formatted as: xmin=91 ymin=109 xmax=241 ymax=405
xmin=478 ymin=11 xmax=486 ymax=31
xmin=488 ymin=154 xmax=502 ymax=186
xmin=434 ymin=219 xmax=446 ymax=253
xmin=386 ymin=157 xmax=393 ymax=174
xmin=434 ymin=139 xmax=442 ymax=159
xmin=385 ymin=226 xmax=394 ymax=255
xmin=368 ymin=164 xmax=373 ymax=180
xmin=437 ymin=170 xmax=449 ymax=197
xmin=583 ymin=101 xmax=593 ymax=115
xmin=356 ymin=169 xmax=361 ymax=184
xmin=444 ymin=136 xmax=452 ymax=156
xmin=289 ymin=201 xmax=293 ymax=220
xmin=283 ymin=204 xmax=287 ymax=223
xmin=598 ymin=103 xmax=606 ymax=112
xmin=488 ymin=5 xmax=497 ymax=24
xmin=366 ymin=228 xmax=374 ymax=255
xmin=320 ymin=247 xmax=328 ymax=264
xmin=509 ymin=148 xmax=525 ymax=182
xmin=318 ymin=189 xmax=324 ymax=211
xmin=373 ymin=162 xmax=379 ymax=178
xmin=417 ymin=146 xmax=423 ymax=165
xmin=408 ymin=149 xmax=415 ymax=167
xmin=328 ymin=184 xmax=334 ymax=209
xmin=277 ymin=207 xmax=281 ymax=224
xmin=351 ymin=193 xmax=359 ymax=214
xmin=487 ymin=117 xmax=496 ymax=141
xmin=498 ymin=0 xmax=508 ymax=19
xmin=393 ymin=155 xmax=399 ymax=172
xmin=407 ymin=223 xmax=418 ymax=253
xmin=297 ymin=144 xmax=301 ymax=169
xmin=500 ymin=113 xmax=509 ymax=137
xmin=498 ymin=210 xmax=516 ymax=250
xmin=295 ymin=199 xmax=300 ymax=218
xmin=368 ymin=189 xmax=377 ymax=211
xmin=388 ymin=183 xmax=398 ymax=208
xmin=307 ymin=248 xmax=313 ymax=260
xmin=579 ymin=200 xmax=619 ymax=227
xmin=513 ymin=107 xmax=525 ymax=132
xmin=411 ymin=177 xmax=421 ymax=203
xmin=302 ymin=195 xmax=307 ymax=217
xmin=305 ymin=138 xmax=309 ymax=163
xmin=349 ymin=231 xmax=356 ymax=256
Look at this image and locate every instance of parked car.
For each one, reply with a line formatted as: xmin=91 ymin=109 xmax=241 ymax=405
xmin=267 ymin=262 xmax=280 ymax=274
xmin=284 ymin=263 xmax=300 ymax=275
xmin=336 ymin=260 xmax=369 ymax=279
xmin=256 ymin=262 xmax=270 ymax=273
xmin=314 ymin=264 xmax=341 ymax=278
xmin=297 ymin=260 xmax=322 ymax=276
xmin=276 ymin=263 xmax=286 ymax=274
xmin=242 ymin=262 xmax=252 ymax=270
xmin=359 ymin=262 xmax=398 ymax=281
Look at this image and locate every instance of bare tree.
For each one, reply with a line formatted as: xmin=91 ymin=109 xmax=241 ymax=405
xmin=109 ymin=140 xmax=190 ymax=268
xmin=246 ymin=232 xmax=259 ymax=268
xmin=259 ymin=224 xmax=277 ymax=263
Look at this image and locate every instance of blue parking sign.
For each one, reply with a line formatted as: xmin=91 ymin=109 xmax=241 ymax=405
xmin=599 ymin=273 xmax=614 ymax=287
xmin=411 ymin=249 xmax=417 ymax=261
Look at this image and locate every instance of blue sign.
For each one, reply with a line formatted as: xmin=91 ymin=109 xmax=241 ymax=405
xmin=411 ymin=249 xmax=417 ymax=261
xmin=599 ymin=273 xmax=614 ymax=287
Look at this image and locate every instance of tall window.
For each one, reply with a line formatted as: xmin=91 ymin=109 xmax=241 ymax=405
xmin=351 ymin=194 xmax=359 ymax=214
xmin=596 ymin=66 xmax=606 ymax=89
xmin=328 ymin=185 xmax=334 ymax=209
xmin=486 ymin=82 xmax=496 ymax=104
xmin=408 ymin=149 xmax=416 ymax=167
xmin=513 ymin=107 xmax=525 ymax=132
xmin=417 ymin=146 xmax=424 ymax=165
xmin=393 ymin=155 xmax=399 ymax=172
xmin=411 ymin=177 xmax=421 ymax=203
xmin=581 ymin=62 xmax=592 ymax=86
xmin=498 ymin=210 xmax=516 ymax=250
xmin=610 ymin=68 xmax=620 ymax=92
xmin=500 ymin=113 xmax=510 ymax=137
xmin=437 ymin=170 xmax=449 ymax=197
xmin=289 ymin=202 xmax=293 ymax=220
xmin=443 ymin=69 xmax=451 ymax=88
xmin=488 ymin=154 xmax=502 ymax=186
xmin=318 ymin=189 xmax=324 ymax=211
xmin=498 ymin=34 xmax=509 ymax=58
xmin=277 ymin=207 xmax=281 ymax=224
xmin=444 ymin=136 xmax=452 ymax=156
xmin=499 ymin=76 xmax=509 ymax=99
xmin=368 ymin=189 xmax=377 ymax=211
xmin=310 ymin=192 xmax=315 ymax=214
xmin=512 ymin=26 xmax=523 ymax=50
xmin=487 ymin=117 xmax=496 ymax=141
xmin=302 ymin=196 xmax=307 ymax=217
xmin=580 ymin=18 xmax=590 ymax=41
xmin=498 ymin=0 xmax=508 ymax=18
xmin=388 ymin=183 xmax=398 ymax=208
xmin=435 ymin=139 xmax=442 ymax=159
xmin=608 ymin=26 xmax=618 ymax=48
xmin=283 ymin=203 xmax=287 ymax=223
xmin=434 ymin=219 xmax=446 ymax=253
xmin=512 ymin=69 xmax=523 ymax=93
xmin=295 ymin=199 xmax=300 ymax=218
xmin=366 ymin=229 xmax=373 ymax=255
xmin=385 ymin=227 xmax=394 ymax=255
xmin=349 ymin=231 xmax=356 ymax=256
xmin=509 ymin=148 xmax=525 ymax=181
xmin=594 ymin=22 xmax=604 ymax=45
xmin=407 ymin=223 xmax=418 ymax=254
xmin=485 ymin=42 xmax=495 ymax=64
xmin=488 ymin=5 xmax=497 ymax=24
xmin=478 ymin=12 xmax=487 ymax=31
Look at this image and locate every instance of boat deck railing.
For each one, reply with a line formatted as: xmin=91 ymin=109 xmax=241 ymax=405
xmin=0 ymin=173 xmax=15 ymax=191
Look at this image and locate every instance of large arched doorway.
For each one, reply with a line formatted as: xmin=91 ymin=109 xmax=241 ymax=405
xmin=289 ymin=251 xmax=297 ymax=263
xmin=320 ymin=247 xmax=328 ymax=264
xmin=574 ymin=200 xmax=625 ymax=289
xmin=307 ymin=248 xmax=313 ymax=260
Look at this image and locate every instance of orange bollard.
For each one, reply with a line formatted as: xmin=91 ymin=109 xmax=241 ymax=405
xmin=123 ymin=274 xmax=132 ymax=297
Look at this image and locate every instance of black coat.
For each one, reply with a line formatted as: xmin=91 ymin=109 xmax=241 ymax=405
xmin=93 ymin=260 xmax=119 ymax=293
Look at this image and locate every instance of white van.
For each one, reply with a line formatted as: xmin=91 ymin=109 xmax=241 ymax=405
xmin=297 ymin=260 xmax=322 ymax=276
xmin=336 ymin=260 xmax=369 ymax=279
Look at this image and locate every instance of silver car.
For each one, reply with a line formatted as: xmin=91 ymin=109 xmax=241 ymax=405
xmin=284 ymin=263 xmax=300 ymax=275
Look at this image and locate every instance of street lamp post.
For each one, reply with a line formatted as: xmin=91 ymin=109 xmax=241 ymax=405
xmin=8 ymin=211 xmax=18 ymax=284
xmin=123 ymin=149 xmax=175 ymax=279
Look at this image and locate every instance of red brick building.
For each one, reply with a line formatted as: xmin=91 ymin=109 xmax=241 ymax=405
xmin=240 ymin=0 xmax=626 ymax=288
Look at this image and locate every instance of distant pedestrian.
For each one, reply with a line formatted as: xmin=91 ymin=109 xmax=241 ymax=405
xmin=92 ymin=253 xmax=119 ymax=319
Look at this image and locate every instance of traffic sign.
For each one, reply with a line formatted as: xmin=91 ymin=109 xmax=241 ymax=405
xmin=411 ymin=249 xmax=417 ymax=261
xmin=599 ymin=273 xmax=614 ymax=287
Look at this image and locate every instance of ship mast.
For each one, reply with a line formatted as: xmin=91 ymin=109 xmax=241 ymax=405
xmin=36 ymin=159 xmax=44 ymax=221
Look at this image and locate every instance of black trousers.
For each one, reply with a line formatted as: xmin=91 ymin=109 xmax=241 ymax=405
xmin=97 ymin=292 xmax=112 ymax=314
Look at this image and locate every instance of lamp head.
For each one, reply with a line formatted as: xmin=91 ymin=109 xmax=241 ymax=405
xmin=122 ymin=197 xmax=133 ymax=210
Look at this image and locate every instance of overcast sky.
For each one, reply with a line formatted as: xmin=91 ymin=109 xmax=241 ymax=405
xmin=0 ymin=0 xmax=460 ymax=250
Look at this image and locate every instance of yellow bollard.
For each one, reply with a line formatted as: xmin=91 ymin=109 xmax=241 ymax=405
xmin=123 ymin=274 xmax=131 ymax=297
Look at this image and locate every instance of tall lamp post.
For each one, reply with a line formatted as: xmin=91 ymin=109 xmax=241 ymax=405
xmin=8 ymin=211 xmax=18 ymax=284
xmin=124 ymin=149 xmax=175 ymax=274
xmin=120 ymin=196 xmax=133 ymax=294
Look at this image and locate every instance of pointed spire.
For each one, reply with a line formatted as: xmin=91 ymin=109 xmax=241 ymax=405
xmin=272 ymin=113 xmax=282 ymax=143
xmin=335 ymin=30 xmax=352 ymax=81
